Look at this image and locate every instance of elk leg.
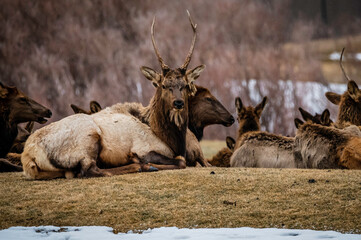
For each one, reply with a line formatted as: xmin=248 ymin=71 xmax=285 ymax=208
xmin=79 ymin=159 xmax=109 ymax=178
xmin=142 ymin=151 xmax=186 ymax=169
xmin=0 ymin=158 xmax=23 ymax=172
xmin=32 ymin=171 xmax=65 ymax=180
xmin=99 ymin=163 xmax=158 ymax=176
xmin=5 ymin=153 xmax=22 ymax=166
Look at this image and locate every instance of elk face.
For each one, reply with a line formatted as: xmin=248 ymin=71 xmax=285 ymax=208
xmin=189 ymin=86 xmax=234 ymax=127
xmin=141 ymin=66 xmax=205 ymax=127
xmin=0 ymin=82 xmax=51 ymax=124
xmin=235 ymin=96 xmax=267 ymax=134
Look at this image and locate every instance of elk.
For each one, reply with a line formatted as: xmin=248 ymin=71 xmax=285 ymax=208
xmin=100 ymin=85 xmax=234 ymax=167
xmin=325 ymin=48 xmax=361 ymax=128
xmin=0 ymin=82 xmax=51 ymax=172
xmin=230 ymin=96 xmax=298 ymax=168
xmin=298 ymin=107 xmax=333 ymax=127
xmin=71 ymin=101 xmax=102 ymax=115
xmin=22 ymin=11 xmax=205 ymax=179
xmin=294 ymin=116 xmax=361 ymax=169
xmin=208 ymin=137 xmax=235 ymax=167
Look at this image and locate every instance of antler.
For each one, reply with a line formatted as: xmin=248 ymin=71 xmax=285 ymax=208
xmin=180 ymin=10 xmax=197 ymax=71
xmin=151 ymin=17 xmax=169 ymax=71
xmin=340 ymin=47 xmax=351 ymax=82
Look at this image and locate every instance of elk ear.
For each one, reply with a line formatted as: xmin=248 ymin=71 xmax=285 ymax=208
xmin=321 ymin=109 xmax=331 ymax=125
xmin=299 ymin=107 xmax=314 ymax=122
xmin=186 ymin=65 xmax=205 ymax=83
xmin=226 ymin=136 xmax=235 ymax=151
xmin=294 ymin=118 xmax=304 ymax=129
xmin=255 ymin=96 xmax=267 ymax=117
xmin=90 ymin=101 xmax=102 ymax=113
xmin=0 ymin=82 xmax=9 ymax=98
xmin=25 ymin=121 xmax=34 ymax=133
xmin=70 ymin=104 xmax=88 ymax=114
xmin=325 ymin=92 xmax=341 ymax=105
xmin=140 ymin=66 xmax=161 ymax=87
xmin=348 ymin=80 xmax=359 ymax=100
xmin=235 ymin=97 xmax=243 ymax=114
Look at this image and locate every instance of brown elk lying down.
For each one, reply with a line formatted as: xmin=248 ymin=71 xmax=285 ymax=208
xmin=230 ymin=96 xmax=298 ymax=168
xmin=207 ymin=137 xmax=235 ymax=167
xmin=325 ymin=48 xmax=361 ymax=128
xmin=0 ymin=81 xmax=51 ymax=172
xmin=22 ymin=11 xmax=205 ymax=179
xmin=294 ymin=117 xmax=361 ymax=169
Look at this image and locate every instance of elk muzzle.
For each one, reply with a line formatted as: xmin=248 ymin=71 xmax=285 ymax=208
xmin=173 ymin=100 xmax=184 ymax=110
xmin=224 ymin=116 xmax=235 ymax=127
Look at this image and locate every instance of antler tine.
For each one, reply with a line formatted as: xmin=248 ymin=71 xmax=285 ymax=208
xmin=151 ymin=16 xmax=169 ymax=71
xmin=340 ymin=47 xmax=351 ymax=82
xmin=180 ymin=10 xmax=197 ymax=71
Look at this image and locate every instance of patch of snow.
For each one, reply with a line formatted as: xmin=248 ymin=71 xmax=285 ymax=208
xmin=356 ymin=53 xmax=361 ymax=61
xmin=329 ymin=51 xmax=341 ymax=61
xmin=329 ymin=51 xmax=361 ymax=61
xmin=0 ymin=226 xmax=360 ymax=240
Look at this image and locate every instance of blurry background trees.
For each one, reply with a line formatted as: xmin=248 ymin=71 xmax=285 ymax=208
xmin=1 ymin=0 xmax=361 ymax=139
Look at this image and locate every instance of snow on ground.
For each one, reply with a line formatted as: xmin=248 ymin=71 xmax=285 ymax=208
xmin=0 ymin=226 xmax=360 ymax=240
xmin=329 ymin=51 xmax=361 ymax=61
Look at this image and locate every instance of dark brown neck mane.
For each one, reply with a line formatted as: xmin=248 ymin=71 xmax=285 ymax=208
xmin=0 ymin=108 xmax=18 ymax=158
xmin=148 ymin=88 xmax=189 ymax=157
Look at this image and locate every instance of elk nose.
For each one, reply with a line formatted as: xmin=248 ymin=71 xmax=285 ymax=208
xmin=173 ymin=100 xmax=184 ymax=109
xmin=46 ymin=109 xmax=52 ymax=118
xmin=229 ymin=116 xmax=235 ymax=124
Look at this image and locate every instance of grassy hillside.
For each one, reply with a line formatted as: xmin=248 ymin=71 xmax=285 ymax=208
xmin=0 ymin=167 xmax=360 ymax=234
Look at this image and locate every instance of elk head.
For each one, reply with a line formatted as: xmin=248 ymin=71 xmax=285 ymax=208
xmin=235 ymin=96 xmax=267 ymax=136
xmin=140 ymin=11 xmax=205 ymax=128
xmin=325 ymin=48 xmax=361 ymax=126
xmin=0 ymin=82 xmax=52 ymax=124
xmin=188 ymin=86 xmax=234 ymax=140
xmin=294 ymin=109 xmax=332 ymax=129
xmin=71 ymin=101 xmax=102 ymax=115
xmin=299 ymin=108 xmax=333 ymax=127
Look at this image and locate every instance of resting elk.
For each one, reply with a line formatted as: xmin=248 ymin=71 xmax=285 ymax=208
xmin=325 ymin=48 xmax=361 ymax=128
xmin=99 ymin=84 xmax=234 ymax=167
xmin=22 ymin=11 xmax=206 ymax=179
xmin=208 ymin=136 xmax=235 ymax=167
xmin=294 ymin=114 xmax=361 ymax=169
xmin=0 ymin=82 xmax=51 ymax=172
xmin=230 ymin=96 xmax=298 ymax=168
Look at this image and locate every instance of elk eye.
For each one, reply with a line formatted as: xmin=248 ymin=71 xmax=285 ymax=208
xmin=162 ymin=85 xmax=166 ymax=89
xmin=20 ymin=97 xmax=27 ymax=102
xmin=206 ymin=97 xmax=212 ymax=102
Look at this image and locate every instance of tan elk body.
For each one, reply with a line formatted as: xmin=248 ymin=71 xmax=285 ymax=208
xmin=230 ymin=97 xmax=297 ymax=168
xmin=294 ymin=119 xmax=361 ymax=169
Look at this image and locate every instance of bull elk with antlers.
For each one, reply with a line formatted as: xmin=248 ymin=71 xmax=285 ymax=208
xmin=22 ymin=11 xmax=207 ymax=179
xmin=325 ymin=48 xmax=361 ymax=128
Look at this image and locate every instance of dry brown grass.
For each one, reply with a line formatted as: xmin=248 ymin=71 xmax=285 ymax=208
xmin=0 ymin=167 xmax=360 ymax=234
xmin=200 ymin=140 xmax=226 ymax=159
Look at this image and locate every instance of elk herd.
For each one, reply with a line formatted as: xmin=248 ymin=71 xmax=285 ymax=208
xmin=0 ymin=13 xmax=360 ymax=180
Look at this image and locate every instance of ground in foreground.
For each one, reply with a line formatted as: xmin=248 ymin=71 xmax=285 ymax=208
xmin=0 ymin=168 xmax=360 ymax=233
